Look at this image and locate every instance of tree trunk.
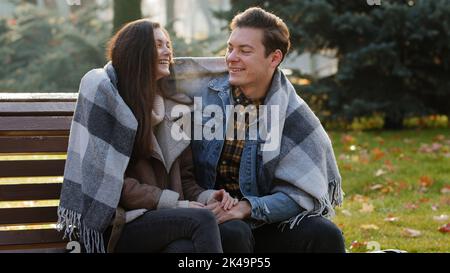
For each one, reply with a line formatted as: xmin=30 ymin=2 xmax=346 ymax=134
xmin=166 ymin=0 xmax=175 ymax=32
xmin=113 ymin=0 xmax=142 ymax=34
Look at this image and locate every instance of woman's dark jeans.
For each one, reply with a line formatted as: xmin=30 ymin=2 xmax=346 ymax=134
xmin=219 ymin=216 xmax=346 ymax=253
xmin=108 ymin=208 xmax=223 ymax=253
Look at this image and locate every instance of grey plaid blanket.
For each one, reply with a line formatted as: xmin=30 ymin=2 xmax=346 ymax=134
xmin=57 ymin=62 xmax=137 ymax=253
xmin=259 ymin=69 xmax=343 ymax=228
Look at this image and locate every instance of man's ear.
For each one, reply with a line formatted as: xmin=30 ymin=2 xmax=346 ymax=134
xmin=270 ymin=49 xmax=283 ymax=68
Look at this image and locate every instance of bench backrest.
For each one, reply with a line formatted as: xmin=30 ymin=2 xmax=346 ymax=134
xmin=0 ymin=93 xmax=77 ymax=252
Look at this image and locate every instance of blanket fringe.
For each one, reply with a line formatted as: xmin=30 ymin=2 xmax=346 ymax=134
xmin=278 ymin=194 xmax=337 ymax=231
xmin=57 ymin=206 xmax=105 ymax=253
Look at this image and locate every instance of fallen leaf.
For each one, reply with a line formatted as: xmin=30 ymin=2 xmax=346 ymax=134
xmin=341 ymin=134 xmax=355 ymax=145
xmin=403 ymin=138 xmax=413 ymax=144
xmin=433 ymin=214 xmax=449 ymax=222
xmin=349 ymin=240 xmax=367 ymax=251
xmin=359 ymin=150 xmax=370 ymax=164
xmin=431 ymin=204 xmax=439 ymax=211
xmin=419 ymin=176 xmax=434 ymax=188
xmin=384 ymin=216 xmax=399 ymax=222
xmin=360 ymin=224 xmax=379 ymax=230
xmin=404 ymin=202 xmax=419 ymax=210
xmin=441 ymin=185 xmax=450 ymax=194
xmin=389 ymin=147 xmax=402 ymax=154
xmin=375 ymin=136 xmax=385 ymax=145
xmin=341 ymin=209 xmax=352 ymax=217
xmin=374 ymin=168 xmax=387 ymax=177
xmin=370 ymin=184 xmax=384 ymax=191
xmin=433 ymin=134 xmax=445 ymax=142
xmin=438 ymin=223 xmax=450 ymax=233
xmin=371 ymin=147 xmax=385 ymax=160
xmin=359 ymin=203 xmax=374 ymax=213
xmin=403 ymin=228 xmax=422 ymax=237
xmin=384 ymin=160 xmax=395 ymax=172
xmin=381 ymin=186 xmax=394 ymax=194
xmin=338 ymin=153 xmax=348 ymax=161
xmin=352 ymin=194 xmax=369 ymax=203
xmin=343 ymin=164 xmax=353 ymax=171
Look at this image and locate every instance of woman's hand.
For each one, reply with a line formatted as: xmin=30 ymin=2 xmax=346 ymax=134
xmin=188 ymin=201 xmax=205 ymax=208
xmin=208 ymin=189 xmax=239 ymax=210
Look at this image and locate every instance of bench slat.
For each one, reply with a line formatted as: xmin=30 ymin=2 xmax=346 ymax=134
xmin=0 ymin=243 xmax=67 ymax=253
xmin=0 ymin=229 xmax=66 ymax=246
xmin=0 ymin=136 xmax=69 ymax=153
xmin=0 ymin=102 xmax=75 ymax=116
xmin=0 ymin=116 xmax=72 ymax=134
xmin=0 ymin=207 xmax=58 ymax=225
xmin=0 ymin=183 xmax=62 ymax=201
xmin=0 ymin=93 xmax=77 ymax=102
xmin=0 ymin=160 xmax=65 ymax=177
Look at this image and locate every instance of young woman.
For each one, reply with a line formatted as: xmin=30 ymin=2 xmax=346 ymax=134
xmin=57 ymin=19 xmax=236 ymax=253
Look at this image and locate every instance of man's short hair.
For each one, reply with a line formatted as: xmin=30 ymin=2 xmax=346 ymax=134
xmin=230 ymin=7 xmax=291 ymax=62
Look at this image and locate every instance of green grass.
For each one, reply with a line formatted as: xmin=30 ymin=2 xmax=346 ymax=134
xmin=328 ymin=129 xmax=450 ymax=253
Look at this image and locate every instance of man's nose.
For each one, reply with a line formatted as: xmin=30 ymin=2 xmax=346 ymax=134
xmin=226 ymin=50 xmax=239 ymax=62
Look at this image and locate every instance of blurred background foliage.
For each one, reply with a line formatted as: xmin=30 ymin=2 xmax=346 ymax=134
xmin=219 ymin=0 xmax=450 ymax=129
xmin=0 ymin=0 xmax=449 ymax=130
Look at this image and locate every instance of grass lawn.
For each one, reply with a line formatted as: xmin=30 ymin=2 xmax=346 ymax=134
xmin=329 ymin=128 xmax=450 ymax=253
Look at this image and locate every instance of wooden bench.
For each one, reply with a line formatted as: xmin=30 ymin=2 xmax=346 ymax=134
xmin=0 ymin=93 xmax=77 ymax=253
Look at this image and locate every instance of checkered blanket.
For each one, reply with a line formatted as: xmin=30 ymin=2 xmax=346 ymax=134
xmin=259 ymin=69 xmax=343 ymax=228
xmin=57 ymin=62 xmax=137 ymax=253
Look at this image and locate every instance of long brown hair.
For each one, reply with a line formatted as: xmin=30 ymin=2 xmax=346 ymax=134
xmin=106 ymin=19 xmax=169 ymax=158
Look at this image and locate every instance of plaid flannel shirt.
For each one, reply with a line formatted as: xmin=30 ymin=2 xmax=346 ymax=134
xmin=215 ymin=87 xmax=263 ymax=199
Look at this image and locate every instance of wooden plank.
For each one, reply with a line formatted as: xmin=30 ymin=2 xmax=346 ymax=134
xmin=0 ymin=116 xmax=72 ymax=133
xmin=0 ymin=183 xmax=62 ymax=201
xmin=0 ymin=93 xmax=77 ymax=102
xmin=0 ymin=207 xmax=58 ymax=225
xmin=0 ymin=102 xmax=75 ymax=116
xmin=0 ymin=229 xmax=66 ymax=246
xmin=0 ymin=243 xmax=67 ymax=253
xmin=0 ymin=136 xmax=69 ymax=153
xmin=0 ymin=160 xmax=65 ymax=177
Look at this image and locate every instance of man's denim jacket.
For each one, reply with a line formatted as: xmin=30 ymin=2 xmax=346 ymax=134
xmin=170 ymin=57 xmax=302 ymax=227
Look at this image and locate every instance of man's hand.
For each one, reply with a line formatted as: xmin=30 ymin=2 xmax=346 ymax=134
xmin=206 ymin=200 xmax=252 ymax=224
xmin=208 ymin=189 xmax=239 ymax=210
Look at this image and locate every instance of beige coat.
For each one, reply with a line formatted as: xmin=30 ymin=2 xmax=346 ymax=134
xmin=106 ymin=98 xmax=214 ymax=252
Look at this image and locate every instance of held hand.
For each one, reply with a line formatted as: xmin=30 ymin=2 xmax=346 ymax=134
xmin=188 ymin=201 xmax=205 ymax=208
xmin=205 ymin=200 xmax=251 ymax=224
xmin=208 ymin=189 xmax=239 ymax=210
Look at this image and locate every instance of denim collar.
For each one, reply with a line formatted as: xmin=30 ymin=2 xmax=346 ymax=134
xmin=207 ymin=69 xmax=283 ymax=104
xmin=208 ymin=73 xmax=231 ymax=93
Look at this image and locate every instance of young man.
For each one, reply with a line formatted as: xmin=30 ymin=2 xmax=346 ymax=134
xmin=172 ymin=7 xmax=345 ymax=253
